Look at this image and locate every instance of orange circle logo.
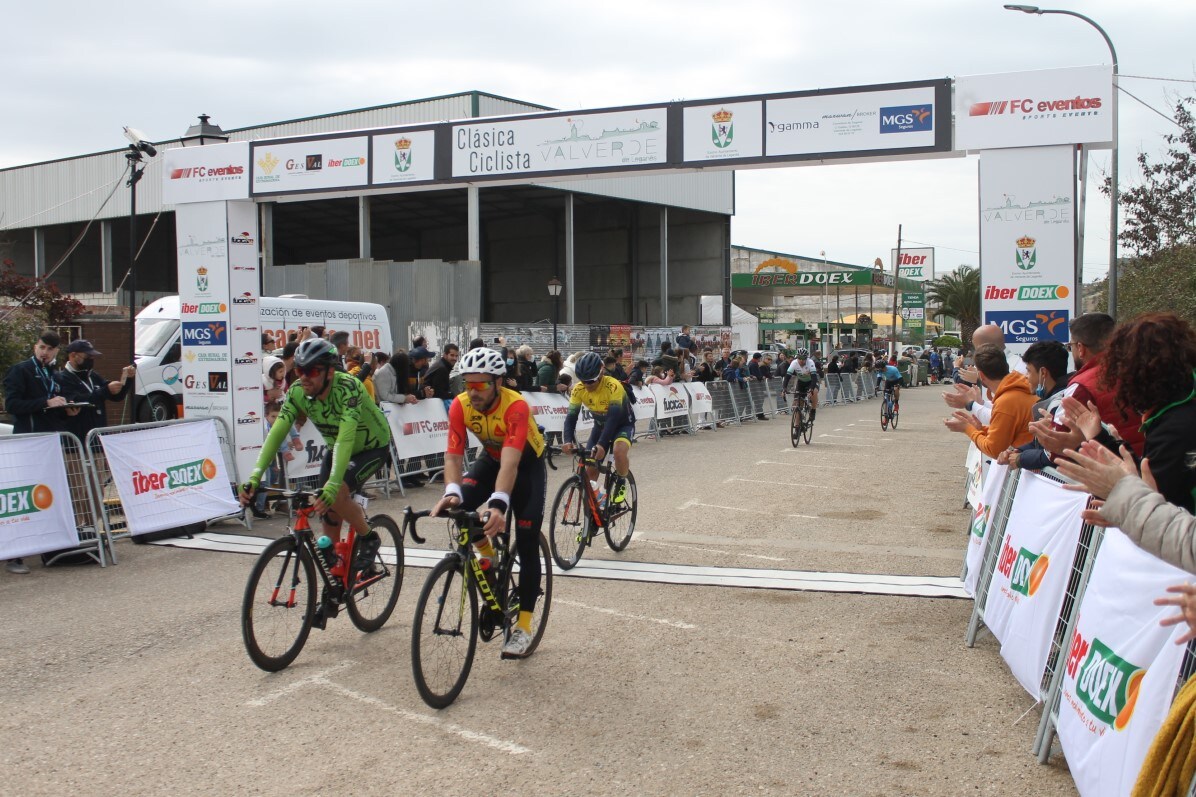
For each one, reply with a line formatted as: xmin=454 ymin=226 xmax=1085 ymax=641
xmin=32 ymin=484 xmax=53 ymax=510
xmin=201 ymin=459 xmax=217 ymax=480
xmin=1057 ymin=286 xmax=1070 ymax=299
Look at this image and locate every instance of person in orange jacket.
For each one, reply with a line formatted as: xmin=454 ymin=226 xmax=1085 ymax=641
xmin=944 ymin=343 xmax=1036 ymax=457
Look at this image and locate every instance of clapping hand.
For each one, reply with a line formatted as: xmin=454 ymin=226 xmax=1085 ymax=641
xmin=1058 ymin=396 xmax=1102 ymax=441
xmin=1028 ymin=407 xmax=1085 ymax=455
xmin=1156 ymin=583 xmax=1196 ymax=645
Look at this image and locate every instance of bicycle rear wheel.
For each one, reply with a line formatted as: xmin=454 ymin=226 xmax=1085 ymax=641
xmin=549 ymin=477 xmax=587 ymax=570
xmin=502 ymin=531 xmax=553 ymax=657
xmin=242 ymin=537 xmax=316 ymax=672
xmin=789 ymin=404 xmax=803 ymax=447
xmin=880 ymin=398 xmax=890 ymax=431
xmin=605 ymin=471 xmax=637 ymax=552
xmin=346 ymin=514 xmax=403 ymax=632
xmin=411 ymin=557 xmax=478 ymax=709
xmin=891 ymin=400 xmax=900 ymax=429
xmin=802 ymin=405 xmax=814 ymax=444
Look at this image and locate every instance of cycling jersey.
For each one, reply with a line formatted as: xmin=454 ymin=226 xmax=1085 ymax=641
xmin=251 ymin=370 xmax=391 ymax=499
xmin=564 ymin=375 xmax=633 ymax=449
xmin=787 ymin=358 xmax=818 ymax=382
xmin=446 ymin=386 xmax=545 ymax=462
xmin=883 ymin=365 xmax=902 ymax=382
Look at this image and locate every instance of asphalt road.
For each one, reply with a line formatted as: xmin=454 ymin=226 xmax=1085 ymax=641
xmin=0 ymin=383 xmax=1079 ymax=796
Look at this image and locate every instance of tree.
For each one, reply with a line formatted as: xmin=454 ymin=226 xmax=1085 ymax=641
xmin=0 ymin=261 xmax=84 ymax=326
xmin=1094 ymin=245 xmax=1196 ymax=327
xmin=925 ymin=265 xmax=981 ymax=345
xmin=1103 ymin=96 xmax=1196 ymax=257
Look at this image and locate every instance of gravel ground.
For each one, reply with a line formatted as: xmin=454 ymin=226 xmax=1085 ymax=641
xmin=0 ymin=384 xmax=1078 ymax=795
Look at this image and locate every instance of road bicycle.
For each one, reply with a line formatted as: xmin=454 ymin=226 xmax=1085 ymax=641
xmin=789 ymin=388 xmax=814 ymax=446
xmin=240 ymin=487 xmax=405 ymax=672
xmin=548 ymin=447 xmax=637 ymax=570
xmin=407 ymin=506 xmax=553 ymax=708
xmin=881 ymin=387 xmax=900 ymax=431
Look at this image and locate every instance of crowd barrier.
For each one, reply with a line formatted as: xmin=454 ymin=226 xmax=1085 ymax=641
xmin=960 ymin=454 xmax=1196 ymax=797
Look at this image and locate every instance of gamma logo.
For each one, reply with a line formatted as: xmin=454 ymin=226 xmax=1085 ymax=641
xmin=985 ymin=310 xmax=1070 ymax=345
xmin=0 ymin=484 xmax=54 ymax=519
xmin=879 ymin=105 xmax=933 ymax=134
xmin=1066 ymin=630 xmax=1144 ymax=731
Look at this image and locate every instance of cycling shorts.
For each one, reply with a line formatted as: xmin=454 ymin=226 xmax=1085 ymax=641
xmin=587 ymin=420 xmax=635 ymax=450
xmin=884 ymin=378 xmax=902 ymax=392
xmin=795 ymin=377 xmax=817 ymax=394
xmin=318 ymin=445 xmax=390 ymax=494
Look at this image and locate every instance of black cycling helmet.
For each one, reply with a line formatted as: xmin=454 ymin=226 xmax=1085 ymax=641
xmin=294 ymin=338 xmax=338 ymax=370
xmin=574 ymin=351 xmax=604 ymax=382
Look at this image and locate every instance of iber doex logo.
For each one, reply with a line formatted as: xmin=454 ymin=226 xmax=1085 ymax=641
xmin=995 ymin=535 xmax=1049 ymax=596
xmin=1066 ymin=631 xmax=1145 ymax=731
xmin=0 ymin=484 xmax=53 ymax=518
xmin=131 ymin=459 xmax=217 ymax=496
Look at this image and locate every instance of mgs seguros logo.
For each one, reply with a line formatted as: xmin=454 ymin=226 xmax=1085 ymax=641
xmin=879 ymin=105 xmax=933 ymax=134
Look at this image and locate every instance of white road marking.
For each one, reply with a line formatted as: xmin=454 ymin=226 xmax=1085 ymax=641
xmin=246 ymin=661 xmax=356 ymax=707
xmin=637 ymin=537 xmax=787 ymax=563
xmin=812 ymin=440 xmax=876 ymax=447
xmin=316 ymin=678 xmax=532 ymax=755
xmin=820 ymin=434 xmax=891 ymax=442
xmin=725 ymin=477 xmax=830 ymax=489
xmin=678 ymin=499 xmax=818 ymax=520
xmin=758 ymin=459 xmax=850 ymax=469
xmin=554 ymin=597 xmax=697 ymax=629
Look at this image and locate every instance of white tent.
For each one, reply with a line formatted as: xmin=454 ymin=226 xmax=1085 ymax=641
xmin=700 ymin=296 xmax=758 ymax=352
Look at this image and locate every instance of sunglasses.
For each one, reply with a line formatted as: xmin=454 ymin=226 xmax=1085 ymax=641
xmin=297 ymin=365 xmax=326 ymax=377
xmin=465 ymin=380 xmax=494 ymax=391
xmin=582 ymin=378 xmax=599 ymax=385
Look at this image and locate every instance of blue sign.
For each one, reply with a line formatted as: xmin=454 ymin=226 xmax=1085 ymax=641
xmin=984 ymin=310 xmax=1070 ymax=345
xmin=879 ymin=105 xmax=934 ymax=134
xmin=181 ymin=321 xmax=228 ymax=347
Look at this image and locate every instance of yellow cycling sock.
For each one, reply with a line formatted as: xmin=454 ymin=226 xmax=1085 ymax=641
xmin=517 ymin=610 xmax=533 ymax=633
xmin=476 ymin=538 xmax=496 ymax=564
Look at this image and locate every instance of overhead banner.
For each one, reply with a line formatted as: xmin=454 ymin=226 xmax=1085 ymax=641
xmin=979 ymin=145 xmax=1076 ymax=356
xmin=982 ymin=472 xmax=1086 ymax=696
xmin=963 ymin=462 xmax=1008 ymax=597
xmin=955 ymin=65 xmax=1114 ymax=152
xmin=891 ymin=247 xmax=934 ymax=283
xmin=162 ymin=141 xmax=249 ymax=205
xmin=766 ymin=85 xmax=939 ymax=156
xmin=252 ymin=135 xmax=370 ymax=195
xmin=371 ymin=129 xmax=436 ymax=185
xmin=1056 ymin=528 xmax=1190 ymax=797
xmin=682 ymin=102 xmax=764 ymax=162
xmin=384 ymin=400 xmax=450 ymax=460
xmin=102 ymin=420 xmax=239 ymax=535
xmin=0 ymin=435 xmax=79 ymax=560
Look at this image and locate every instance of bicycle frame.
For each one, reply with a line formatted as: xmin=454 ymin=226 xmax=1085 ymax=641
xmin=404 ymin=508 xmax=508 ymax=616
xmin=568 ymin=449 xmax=623 ymax=530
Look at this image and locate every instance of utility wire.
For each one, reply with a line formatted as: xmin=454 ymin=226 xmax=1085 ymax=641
xmin=1118 ymin=85 xmax=1185 ymax=129
xmin=1121 ymin=74 xmax=1196 ymax=84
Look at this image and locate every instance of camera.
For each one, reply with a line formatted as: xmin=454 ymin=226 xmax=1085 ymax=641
xmin=123 ymin=126 xmax=157 ymax=158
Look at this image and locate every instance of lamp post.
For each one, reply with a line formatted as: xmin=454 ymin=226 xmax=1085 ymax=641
xmin=179 ymin=114 xmax=229 ymax=147
xmin=1004 ymin=4 xmax=1119 ymax=317
xmin=122 ymin=127 xmax=157 ymax=368
xmin=819 ymin=250 xmax=827 ymax=356
xmin=547 ymin=277 xmax=563 ymax=352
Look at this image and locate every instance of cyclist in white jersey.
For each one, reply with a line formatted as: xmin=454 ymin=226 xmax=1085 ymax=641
xmin=783 ymin=348 xmax=820 ymax=423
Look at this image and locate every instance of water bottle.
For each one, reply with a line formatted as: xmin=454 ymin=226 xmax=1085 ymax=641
xmin=316 ymin=535 xmax=340 ymax=571
xmin=591 ymin=480 xmax=607 ymax=507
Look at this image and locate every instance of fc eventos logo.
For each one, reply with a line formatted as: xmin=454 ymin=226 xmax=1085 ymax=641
xmin=711 ymin=108 xmax=734 ymax=149
xmin=1066 ymin=632 xmax=1145 ymax=731
xmin=0 ymin=484 xmax=54 ymax=519
xmin=984 ymin=310 xmax=1070 ymax=345
xmin=879 ymin=105 xmax=933 ymax=134
xmin=181 ymin=321 xmax=228 ymax=347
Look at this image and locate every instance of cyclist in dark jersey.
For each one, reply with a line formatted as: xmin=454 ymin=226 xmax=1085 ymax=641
xmin=431 ymin=347 xmax=546 ymax=658
xmin=562 ymin=351 xmax=634 ymax=504
xmin=239 ymin=338 xmax=391 ymax=575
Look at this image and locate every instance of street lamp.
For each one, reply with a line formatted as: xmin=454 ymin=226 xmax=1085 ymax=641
xmin=122 ymin=126 xmax=157 ymax=368
xmin=547 ymin=277 xmax=563 ymax=352
xmin=820 ymin=250 xmax=827 ymax=356
xmin=1004 ymin=4 xmax=1119 ymax=317
xmin=179 ymin=114 xmax=229 ymax=147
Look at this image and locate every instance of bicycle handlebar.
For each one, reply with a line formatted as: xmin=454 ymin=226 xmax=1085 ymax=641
xmin=402 ymin=505 xmax=498 ymax=546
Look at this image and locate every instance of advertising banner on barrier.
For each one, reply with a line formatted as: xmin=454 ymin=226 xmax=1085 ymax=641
xmin=384 ymin=400 xmax=449 ymax=460
xmin=965 ymin=444 xmax=983 ymax=508
xmin=1056 ymin=529 xmax=1189 ymax=797
xmin=102 ymin=420 xmax=239 ymax=535
xmin=650 ymin=384 xmax=690 ymax=420
xmin=979 ymin=145 xmax=1076 ymax=356
xmin=284 ymin=420 xmax=325 ymax=482
xmin=631 ymin=387 xmax=656 ymax=423
xmin=982 ymin=472 xmax=1086 ymax=696
xmin=684 ymin=382 xmax=714 ymax=415
xmin=522 ymin=391 xmax=571 ymax=435
xmin=963 ymin=462 xmax=1008 ymax=597
xmin=0 ymin=435 xmax=78 ymax=559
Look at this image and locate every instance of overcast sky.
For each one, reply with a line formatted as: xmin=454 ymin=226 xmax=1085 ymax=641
xmin=2 ymin=0 xmax=1192 ymax=281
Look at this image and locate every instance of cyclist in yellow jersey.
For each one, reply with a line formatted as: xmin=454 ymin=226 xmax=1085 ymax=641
xmin=562 ymin=352 xmax=634 ymax=504
xmin=431 ymin=347 xmax=547 ymax=658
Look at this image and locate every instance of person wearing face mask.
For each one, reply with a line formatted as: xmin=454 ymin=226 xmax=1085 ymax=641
xmin=56 ymin=339 xmax=136 ymax=442
xmin=996 ymin=340 xmax=1069 ymax=471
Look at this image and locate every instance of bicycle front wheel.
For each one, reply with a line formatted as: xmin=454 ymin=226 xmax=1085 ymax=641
xmin=412 ymin=557 xmax=478 ymax=709
xmin=605 ymin=471 xmax=637 ymax=552
xmin=880 ymin=399 xmax=890 ymax=431
xmin=242 ymin=537 xmax=316 ymax=672
xmin=789 ymin=404 xmax=803 ymax=448
xmin=502 ymin=531 xmax=554 ymax=657
xmin=346 ymin=514 xmax=403 ymax=632
xmin=549 ymin=477 xmax=587 ymax=570
xmin=891 ymin=400 xmax=900 ymax=429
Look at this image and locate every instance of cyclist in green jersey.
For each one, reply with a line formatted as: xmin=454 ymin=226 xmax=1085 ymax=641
xmin=239 ymin=338 xmax=392 ymax=574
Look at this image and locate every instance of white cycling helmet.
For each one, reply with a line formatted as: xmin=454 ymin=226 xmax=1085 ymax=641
xmin=795 ymin=348 xmax=810 ymax=359
xmin=458 ymin=347 xmax=507 ymax=377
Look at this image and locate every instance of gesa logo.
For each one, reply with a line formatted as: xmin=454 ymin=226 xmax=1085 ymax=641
xmin=879 ymin=105 xmax=933 ymax=134
xmin=1066 ymin=630 xmax=1144 ymax=730
xmin=181 ymin=321 xmax=227 ymax=346
xmin=984 ymin=310 xmax=1069 ymax=345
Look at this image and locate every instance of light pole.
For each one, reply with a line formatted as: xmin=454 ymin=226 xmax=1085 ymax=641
xmin=547 ymin=277 xmax=563 ymax=352
xmin=122 ymin=127 xmax=157 ymax=368
xmin=820 ymin=250 xmax=827 ymax=356
xmin=1004 ymin=4 xmax=1119 ymax=317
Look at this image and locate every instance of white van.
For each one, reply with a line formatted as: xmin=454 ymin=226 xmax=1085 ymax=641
xmin=134 ymin=295 xmax=392 ymax=421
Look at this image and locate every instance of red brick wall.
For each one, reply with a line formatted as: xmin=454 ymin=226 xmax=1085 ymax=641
xmin=78 ymin=317 xmax=138 ymax=426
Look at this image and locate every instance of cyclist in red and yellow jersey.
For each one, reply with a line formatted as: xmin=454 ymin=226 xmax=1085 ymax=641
xmin=431 ymin=347 xmax=546 ymax=658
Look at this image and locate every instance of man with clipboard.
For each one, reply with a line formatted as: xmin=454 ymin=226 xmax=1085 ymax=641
xmin=56 ymin=339 xmax=135 ymax=441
